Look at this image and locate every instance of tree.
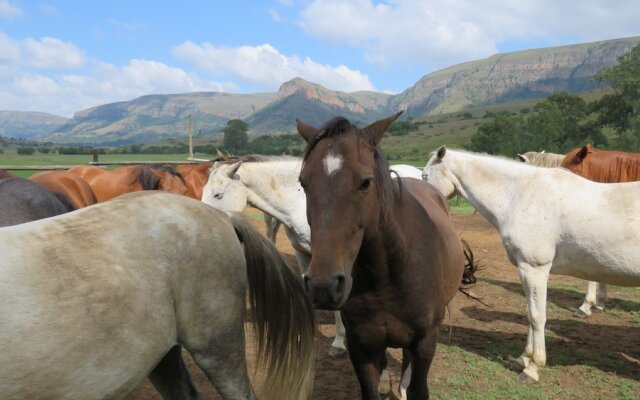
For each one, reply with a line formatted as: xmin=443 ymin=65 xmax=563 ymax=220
xmin=594 ymin=44 xmax=640 ymax=150
xmin=17 ymin=147 xmax=35 ymax=155
xmin=223 ymin=119 xmax=249 ymax=150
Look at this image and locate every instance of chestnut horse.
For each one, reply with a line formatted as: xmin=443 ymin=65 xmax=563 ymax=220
xmin=297 ymin=113 xmax=466 ymax=400
xmin=69 ymin=165 xmax=162 ymax=202
xmin=148 ymin=164 xmax=188 ymax=196
xmin=30 ymin=170 xmax=97 ymax=209
xmin=176 ymin=162 xmax=214 ymax=199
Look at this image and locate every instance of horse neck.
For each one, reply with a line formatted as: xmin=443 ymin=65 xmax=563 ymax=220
xmin=446 ymin=151 xmax=529 ymax=228
xmin=239 ymin=161 xmax=309 ymax=238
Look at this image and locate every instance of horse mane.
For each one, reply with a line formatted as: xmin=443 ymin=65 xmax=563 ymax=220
xmin=521 ymin=151 xmax=564 ymax=167
xmin=580 ymin=151 xmax=640 ymax=182
xmin=134 ymin=165 xmax=161 ymax=190
xmin=302 ymin=117 xmax=397 ymax=225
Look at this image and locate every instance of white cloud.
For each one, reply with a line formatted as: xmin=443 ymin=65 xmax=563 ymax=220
xmin=297 ymin=0 xmax=640 ymax=70
xmin=0 ymin=33 xmax=234 ymax=116
xmin=173 ymin=41 xmax=375 ymax=92
xmin=0 ymin=0 xmax=22 ymax=19
xmin=23 ymin=37 xmax=86 ymax=69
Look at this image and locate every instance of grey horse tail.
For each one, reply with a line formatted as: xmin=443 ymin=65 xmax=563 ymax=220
xmin=231 ymin=216 xmax=316 ymax=400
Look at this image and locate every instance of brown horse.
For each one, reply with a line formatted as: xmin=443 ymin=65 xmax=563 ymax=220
xmin=297 ymin=113 xmax=466 ymax=400
xmin=148 ymin=164 xmax=189 ymax=196
xmin=561 ymin=144 xmax=640 ymax=182
xmin=176 ymin=162 xmax=214 ymax=199
xmin=69 ymin=165 xmax=161 ymax=202
xmin=30 ymin=170 xmax=97 ymax=209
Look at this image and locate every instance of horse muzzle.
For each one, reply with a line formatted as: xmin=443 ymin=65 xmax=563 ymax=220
xmin=303 ymin=273 xmax=350 ymax=310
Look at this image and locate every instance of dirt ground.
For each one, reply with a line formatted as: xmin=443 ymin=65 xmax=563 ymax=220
xmin=127 ymin=210 xmax=639 ymax=399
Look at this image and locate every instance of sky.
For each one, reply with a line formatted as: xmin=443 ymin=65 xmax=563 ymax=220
xmin=1 ymin=0 xmax=640 ymax=117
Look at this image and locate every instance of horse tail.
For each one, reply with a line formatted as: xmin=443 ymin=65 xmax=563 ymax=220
xmin=231 ymin=216 xmax=316 ymax=400
xmin=458 ymin=239 xmax=489 ymax=306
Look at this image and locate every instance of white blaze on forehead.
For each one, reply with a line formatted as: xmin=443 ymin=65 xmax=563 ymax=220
xmin=323 ymin=152 xmax=343 ymax=176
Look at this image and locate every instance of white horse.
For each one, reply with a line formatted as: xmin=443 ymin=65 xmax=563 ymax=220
xmin=422 ymin=147 xmax=640 ymax=383
xmin=517 ymin=150 xmax=608 ymax=318
xmin=0 ymin=192 xmax=316 ymax=400
xmin=201 ymin=158 xmax=423 ymax=359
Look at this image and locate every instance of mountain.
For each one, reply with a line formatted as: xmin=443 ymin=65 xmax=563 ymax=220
xmin=390 ymin=36 xmax=640 ymax=117
xmin=0 ymin=111 xmax=69 ymax=139
xmin=4 ymin=36 xmax=638 ymax=145
xmin=247 ymin=78 xmax=392 ymax=133
xmin=45 ymin=92 xmax=277 ymax=146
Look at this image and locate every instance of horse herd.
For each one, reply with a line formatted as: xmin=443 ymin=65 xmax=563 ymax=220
xmin=0 ymin=113 xmax=638 ymax=399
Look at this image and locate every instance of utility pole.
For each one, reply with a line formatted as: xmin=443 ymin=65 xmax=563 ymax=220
xmin=188 ymin=113 xmax=193 ymax=159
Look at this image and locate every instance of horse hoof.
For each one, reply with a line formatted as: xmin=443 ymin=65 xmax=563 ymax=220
xmin=517 ymin=369 xmax=539 ymax=384
xmin=514 ymin=355 xmax=530 ymax=368
xmin=328 ymin=346 xmax=347 ymax=357
xmin=573 ymin=308 xmax=591 ymax=318
xmin=593 ymin=305 xmax=605 ymax=312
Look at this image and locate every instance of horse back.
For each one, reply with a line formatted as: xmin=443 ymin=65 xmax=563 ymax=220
xmin=30 ymin=170 xmax=97 ymax=208
xmin=397 ymin=178 xmax=465 ymax=302
xmin=0 ymin=177 xmax=75 ymax=227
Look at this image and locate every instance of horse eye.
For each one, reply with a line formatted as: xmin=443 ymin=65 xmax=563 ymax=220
xmin=358 ymin=178 xmax=373 ymax=192
xmin=214 ymin=193 xmax=223 ymax=200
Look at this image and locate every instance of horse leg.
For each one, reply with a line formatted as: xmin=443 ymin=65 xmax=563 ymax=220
xmin=399 ymin=349 xmax=412 ymax=400
xmin=595 ymin=282 xmax=607 ymax=312
xmin=329 ymin=312 xmax=348 ymax=357
xmin=149 ymin=345 xmax=200 ymax=400
xmin=404 ymin=328 xmax=438 ymax=400
xmin=575 ymin=281 xmax=598 ymax=317
xmin=516 ymin=262 xmax=551 ymax=384
xmin=378 ymin=352 xmax=391 ymax=395
xmin=347 ymin=336 xmax=385 ymax=400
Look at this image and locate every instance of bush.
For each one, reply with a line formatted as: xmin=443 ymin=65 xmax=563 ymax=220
xmin=17 ymin=147 xmax=35 ymax=155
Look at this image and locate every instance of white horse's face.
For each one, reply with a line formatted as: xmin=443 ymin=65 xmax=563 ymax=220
xmin=422 ymin=147 xmax=456 ymax=198
xmin=201 ymin=162 xmax=248 ymax=214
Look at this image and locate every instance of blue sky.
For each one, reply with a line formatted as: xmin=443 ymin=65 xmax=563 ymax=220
xmin=1 ymin=0 xmax=639 ymax=117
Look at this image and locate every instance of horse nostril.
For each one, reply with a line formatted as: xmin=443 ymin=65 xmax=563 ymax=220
xmin=333 ymin=274 xmax=346 ymax=299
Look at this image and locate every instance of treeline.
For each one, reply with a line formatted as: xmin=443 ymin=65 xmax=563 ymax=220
xmin=469 ymin=44 xmax=640 ymax=155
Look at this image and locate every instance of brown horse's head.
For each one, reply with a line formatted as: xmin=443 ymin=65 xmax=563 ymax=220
xmin=561 ymin=144 xmax=594 ymax=176
xmin=297 ymin=112 xmax=402 ymax=310
xmin=150 ymin=165 xmax=188 ymax=196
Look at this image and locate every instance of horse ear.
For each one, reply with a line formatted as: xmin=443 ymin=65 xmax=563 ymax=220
xmin=436 ymin=145 xmax=447 ymax=160
xmin=221 ymin=161 xmax=242 ymax=178
xmin=296 ymin=119 xmax=319 ymax=143
xmin=364 ymin=111 xmax=404 ymax=146
xmin=517 ymin=154 xmax=527 ymax=162
xmin=576 ymin=145 xmax=590 ymax=161
xmin=541 ymin=150 xmax=546 ymax=154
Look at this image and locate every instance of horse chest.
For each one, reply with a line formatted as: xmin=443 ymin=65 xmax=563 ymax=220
xmin=343 ymin=294 xmax=427 ymax=348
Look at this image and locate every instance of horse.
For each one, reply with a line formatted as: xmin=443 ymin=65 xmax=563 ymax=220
xmin=296 ymin=113 xmax=466 ymax=400
xmin=560 ymin=144 xmax=640 ymax=317
xmin=422 ymin=147 xmax=640 ymax=383
xmin=0 ymin=192 xmax=316 ymax=400
xmin=0 ymin=177 xmax=76 ymax=227
xmin=516 ymin=149 xmax=603 ymax=317
xmin=176 ymin=162 xmax=214 ymax=200
xmin=516 ymin=151 xmax=564 ymax=167
xmin=201 ymin=156 xmax=453 ymax=360
xmin=29 ymin=170 xmax=97 ymax=209
xmin=68 ymin=165 xmax=161 ymax=202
